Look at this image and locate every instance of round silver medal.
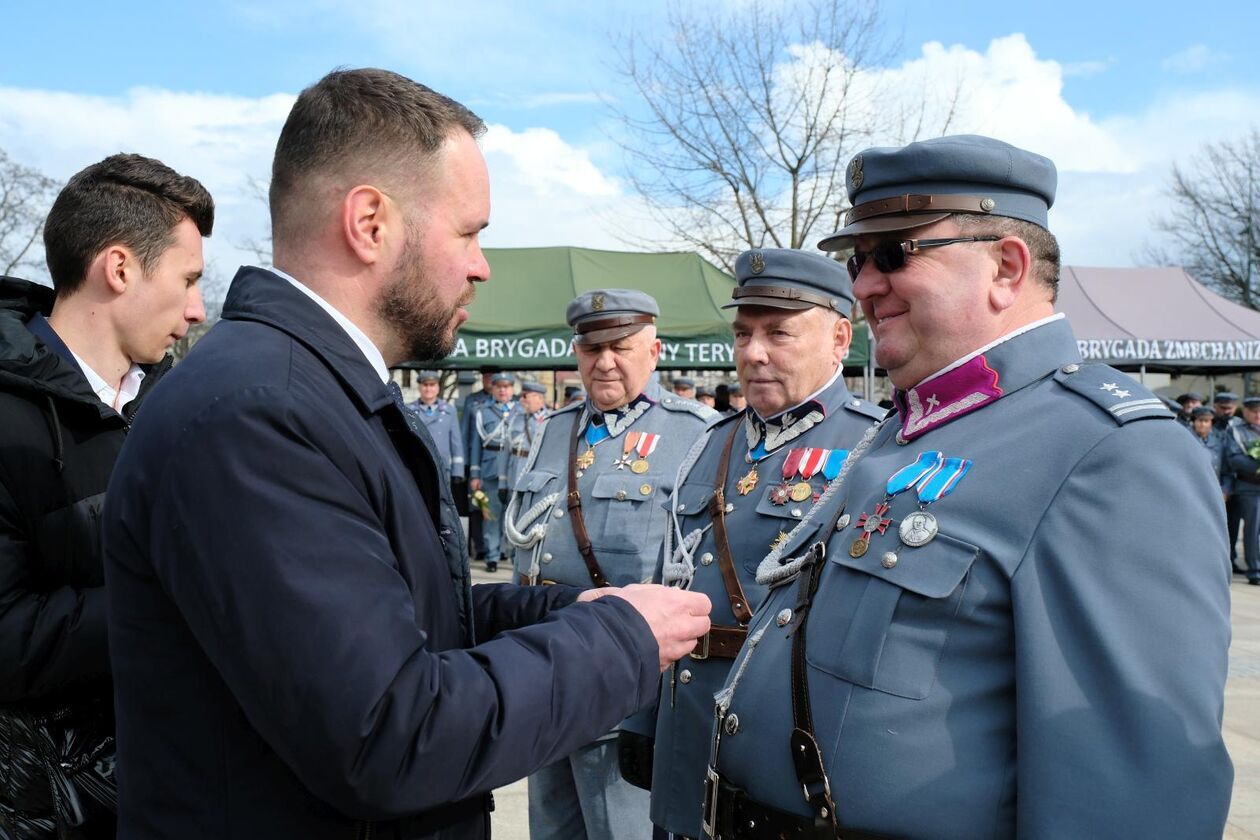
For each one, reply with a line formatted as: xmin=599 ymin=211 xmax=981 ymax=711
xmin=898 ymin=510 xmax=939 ymax=547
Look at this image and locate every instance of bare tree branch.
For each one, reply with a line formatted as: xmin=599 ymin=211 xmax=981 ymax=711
xmin=607 ymin=0 xmax=959 ymax=267
xmin=0 ymin=149 xmax=59 ymax=278
xmin=1145 ymin=130 xmax=1260 ymax=309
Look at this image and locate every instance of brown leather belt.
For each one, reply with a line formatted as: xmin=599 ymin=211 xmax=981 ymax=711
xmin=567 ymin=414 xmax=610 ymax=588
xmin=511 ymin=447 xmax=530 ymax=457
xmin=703 ymin=772 xmax=890 ymax=840
xmin=689 ymin=624 xmax=748 ymax=660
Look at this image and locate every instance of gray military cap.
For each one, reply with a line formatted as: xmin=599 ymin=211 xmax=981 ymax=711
xmin=490 ymin=372 xmax=515 ymax=385
xmin=521 ymin=381 xmax=546 ymax=395
xmin=728 ymin=382 xmax=742 ymax=395
xmin=696 ymin=385 xmax=715 ymax=398
xmin=818 ymin=134 xmax=1058 ymax=250
xmin=674 ymin=376 xmax=695 ymax=388
xmin=1190 ymin=405 xmax=1215 ymax=419
xmin=1215 ymin=392 xmax=1239 ymax=404
xmin=1244 ymin=396 xmax=1260 ymax=409
xmin=723 ymin=248 xmax=855 ymax=314
xmin=417 ymin=370 xmax=440 ymax=382
xmin=566 ymin=289 xmax=660 ymax=346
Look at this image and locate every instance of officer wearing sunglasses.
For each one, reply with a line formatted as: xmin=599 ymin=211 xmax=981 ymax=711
xmin=700 ymin=134 xmax=1233 ymax=839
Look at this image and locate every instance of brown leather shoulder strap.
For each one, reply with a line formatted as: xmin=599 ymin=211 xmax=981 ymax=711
xmin=567 ymin=412 xmax=609 ymax=588
xmin=705 ymin=422 xmax=753 ymax=624
xmin=787 ymin=500 xmax=849 ymax=832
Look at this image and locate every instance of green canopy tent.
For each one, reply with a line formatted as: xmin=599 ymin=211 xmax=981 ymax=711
xmin=411 ymin=246 xmax=870 ymax=371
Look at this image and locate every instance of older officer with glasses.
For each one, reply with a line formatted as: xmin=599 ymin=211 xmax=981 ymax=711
xmin=700 ymin=135 xmax=1233 ymax=839
xmin=632 ymin=249 xmax=883 ymax=840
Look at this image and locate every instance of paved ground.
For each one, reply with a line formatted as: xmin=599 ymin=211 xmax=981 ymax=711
xmin=470 ymin=563 xmax=1260 ymax=837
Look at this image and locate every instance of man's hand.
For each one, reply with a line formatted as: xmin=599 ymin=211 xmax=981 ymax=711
xmin=589 ymin=584 xmax=712 ymax=672
xmin=469 ymin=477 xmax=482 ymax=493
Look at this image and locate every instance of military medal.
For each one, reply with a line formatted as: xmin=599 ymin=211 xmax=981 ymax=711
xmin=851 ymin=502 xmax=891 ymax=557
xmin=792 ymin=447 xmax=830 ymax=502
xmin=772 ymin=449 xmax=806 ymax=504
xmin=899 ymin=455 xmax=971 ymax=548
xmin=576 ymin=447 xmax=596 ymax=469
xmin=629 ymin=432 xmax=660 ymax=474
xmin=736 ymin=467 xmax=759 ymax=495
xmin=789 ymin=482 xmax=813 ymax=502
xmin=614 ymin=432 xmax=642 ymax=470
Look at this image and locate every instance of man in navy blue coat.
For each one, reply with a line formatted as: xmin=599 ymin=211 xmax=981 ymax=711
xmin=101 ymin=67 xmax=711 ymax=840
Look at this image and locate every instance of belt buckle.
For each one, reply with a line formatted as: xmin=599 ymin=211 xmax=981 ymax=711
xmin=702 ymin=765 xmax=720 ymax=839
xmin=690 ymin=631 xmax=711 ymax=661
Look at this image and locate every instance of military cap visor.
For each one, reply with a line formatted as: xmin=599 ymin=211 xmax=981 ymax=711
xmin=567 ymin=289 xmax=660 ymax=346
xmin=818 ymin=135 xmax=1057 ymax=251
xmin=1244 ymin=397 xmax=1260 ymax=408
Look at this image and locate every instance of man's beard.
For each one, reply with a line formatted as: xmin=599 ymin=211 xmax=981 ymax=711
xmin=376 ymin=236 xmax=474 ymax=362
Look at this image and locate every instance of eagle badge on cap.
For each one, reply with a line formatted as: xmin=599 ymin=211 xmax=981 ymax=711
xmin=750 ymin=251 xmax=765 ymax=275
xmin=848 ymin=154 xmax=864 ymax=190
xmin=592 ymin=293 xmax=605 ymax=311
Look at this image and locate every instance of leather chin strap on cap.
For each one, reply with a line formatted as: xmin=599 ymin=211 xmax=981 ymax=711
xmin=845 ymin=193 xmax=996 ymax=226
xmin=730 ymin=285 xmax=841 ymax=311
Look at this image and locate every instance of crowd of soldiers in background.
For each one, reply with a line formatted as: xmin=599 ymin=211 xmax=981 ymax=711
xmin=1176 ymin=390 xmax=1260 ymax=584
xmin=406 ymin=370 xmax=749 ymax=572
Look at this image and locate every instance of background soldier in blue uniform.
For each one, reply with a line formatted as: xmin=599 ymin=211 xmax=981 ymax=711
xmin=1192 ymin=404 xmax=1234 ymax=580
xmin=673 ymin=376 xmax=696 ymax=399
xmin=1227 ymin=397 xmax=1260 ymax=584
xmin=498 ymin=379 xmax=548 ymax=500
xmin=724 ymin=382 xmax=745 ymax=417
xmin=408 ymin=370 xmax=464 ymax=495
xmin=504 ymin=289 xmax=716 ymax=840
xmin=469 ymin=371 xmax=515 ymax=572
xmin=639 ymin=249 xmax=883 ymax=839
xmin=704 ymin=135 xmax=1233 ymax=839
xmin=461 ymin=370 xmax=495 ymax=560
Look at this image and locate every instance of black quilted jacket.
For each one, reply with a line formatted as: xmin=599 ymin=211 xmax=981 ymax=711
xmin=0 ymin=276 xmax=166 ymax=839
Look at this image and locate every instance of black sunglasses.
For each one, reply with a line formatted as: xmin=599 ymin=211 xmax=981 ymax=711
xmin=846 ymin=236 xmax=1001 ymax=281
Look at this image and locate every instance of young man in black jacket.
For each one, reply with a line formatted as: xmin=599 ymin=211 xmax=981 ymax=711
xmin=0 ymin=154 xmax=213 ymax=839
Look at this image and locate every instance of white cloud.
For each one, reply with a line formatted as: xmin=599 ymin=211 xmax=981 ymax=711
xmin=1162 ymin=44 xmax=1225 ymax=74
xmin=0 ymin=85 xmax=668 ymax=294
xmin=0 ymin=30 xmax=1257 ymax=290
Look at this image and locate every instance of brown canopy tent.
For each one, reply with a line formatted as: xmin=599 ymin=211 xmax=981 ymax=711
xmin=1056 ymin=266 xmax=1260 ymax=373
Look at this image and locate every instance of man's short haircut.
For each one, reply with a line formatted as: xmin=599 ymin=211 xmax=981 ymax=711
xmin=953 ymin=213 xmax=1061 ymax=301
xmin=43 ymin=154 xmax=214 ymax=297
xmin=270 ymin=68 xmax=486 ymax=244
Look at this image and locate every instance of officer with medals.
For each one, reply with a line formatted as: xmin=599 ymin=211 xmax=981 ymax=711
xmin=503 ymin=289 xmax=716 ymax=840
xmin=407 ymin=369 xmax=465 ymax=494
xmin=1227 ymin=396 xmax=1260 ymax=584
xmin=639 ymin=249 xmax=883 ymax=840
xmin=702 ymin=136 xmax=1233 ymax=839
xmin=461 ymin=371 xmax=496 ymax=562
xmin=468 ymin=371 xmax=516 ymax=572
xmin=497 ymin=379 xmax=549 ymax=501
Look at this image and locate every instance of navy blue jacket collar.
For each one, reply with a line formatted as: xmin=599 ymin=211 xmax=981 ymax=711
xmin=221 ymin=267 xmax=394 ymax=417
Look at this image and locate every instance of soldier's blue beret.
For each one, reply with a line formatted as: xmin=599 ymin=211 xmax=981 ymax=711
xmin=674 ymin=377 xmax=695 ymax=388
xmin=818 ymin=134 xmax=1057 ymax=250
xmin=566 ymin=288 xmax=660 ymax=346
xmin=490 ymin=372 xmax=515 ymax=385
xmin=1190 ymin=406 xmax=1215 ymax=418
xmin=723 ymin=248 xmax=854 ymax=314
xmin=1215 ymin=391 xmax=1239 ymax=403
xmin=417 ymin=370 xmax=440 ymax=382
xmin=521 ymin=381 xmax=546 ymax=395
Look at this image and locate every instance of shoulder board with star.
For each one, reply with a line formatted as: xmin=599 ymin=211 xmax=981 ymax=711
xmin=658 ymin=393 xmax=719 ymax=422
xmin=841 ymin=396 xmax=888 ymax=422
xmin=1053 ymin=363 xmax=1174 ymax=425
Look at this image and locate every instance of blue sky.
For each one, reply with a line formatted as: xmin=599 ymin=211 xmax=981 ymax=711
xmin=1 ymin=0 xmax=1257 ymax=284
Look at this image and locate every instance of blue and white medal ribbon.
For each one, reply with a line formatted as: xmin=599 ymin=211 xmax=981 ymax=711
xmin=898 ymin=455 xmax=972 ymax=548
